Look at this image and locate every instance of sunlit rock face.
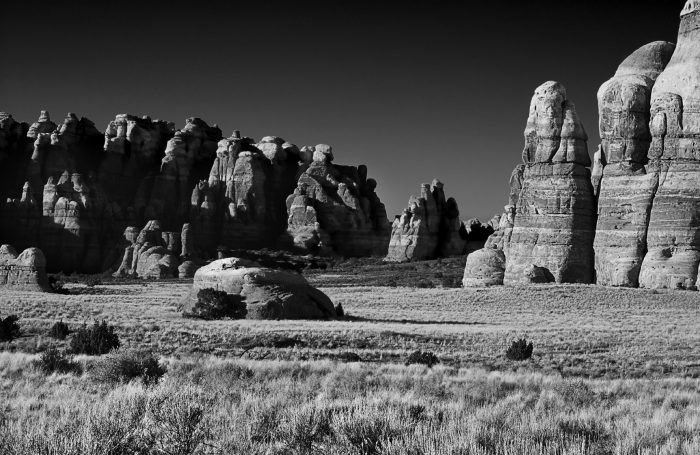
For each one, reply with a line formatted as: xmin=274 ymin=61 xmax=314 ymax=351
xmin=385 ymin=180 xmax=487 ymax=262
xmin=594 ymin=42 xmax=675 ymax=287
xmin=503 ymin=81 xmax=596 ymax=285
xmin=638 ymin=3 xmax=700 ymax=289
xmin=0 ymin=245 xmax=50 ymax=292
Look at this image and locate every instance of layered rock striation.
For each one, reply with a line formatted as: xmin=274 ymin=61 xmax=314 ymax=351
xmin=638 ymin=3 xmax=700 ymax=289
xmin=594 ymin=42 xmax=675 ymax=287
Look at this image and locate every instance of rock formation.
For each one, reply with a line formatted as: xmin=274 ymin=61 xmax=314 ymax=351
xmin=0 ymin=244 xmax=50 ymax=291
xmin=464 ymin=82 xmax=597 ymax=286
xmin=638 ymin=3 xmax=700 ymax=289
xmin=385 ymin=180 xmax=488 ymax=262
xmin=0 ymin=110 xmax=391 ymax=276
xmin=504 ymin=82 xmax=597 ymax=284
xmin=282 ymin=145 xmax=391 ymax=257
xmin=594 ymin=42 xmax=675 ymax=287
xmin=181 ymin=257 xmax=336 ymax=319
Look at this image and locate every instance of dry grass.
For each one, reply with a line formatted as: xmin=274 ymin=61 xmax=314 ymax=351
xmin=1 ymin=353 xmax=698 ymax=454
xmin=0 ymin=281 xmax=698 ymax=378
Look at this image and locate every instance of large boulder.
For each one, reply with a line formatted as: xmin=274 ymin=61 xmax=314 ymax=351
xmin=0 ymin=244 xmax=50 ymax=291
xmin=462 ymin=248 xmax=505 ymax=287
xmin=181 ymin=257 xmax=336 ymax=320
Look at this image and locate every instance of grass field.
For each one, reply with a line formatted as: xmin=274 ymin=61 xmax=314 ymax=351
xmin=1 ymin=265 xmax=699 ymax=453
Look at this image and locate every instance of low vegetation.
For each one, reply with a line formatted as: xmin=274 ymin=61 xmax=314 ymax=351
xmin=0 ymin=354 xmax=698 ymax=454
xmin=405 ymin=350 xmax=440 ymax=367
xmin=90 ymin=348 xmax=167 ymax=386
xmin=0 ymin=314 xmax=21 ymax=342
xmin=506 ymin=338 xmax=534 ymax=361
xmin=33 ymin=347 xmax=81 ymax=375
xmin=47 ymin=320 xmax=70 ymax=340
xmin=69 ymin=320 xmax=120 ymax=355
xmin=184 ymin=288 xmax=247 ymax=320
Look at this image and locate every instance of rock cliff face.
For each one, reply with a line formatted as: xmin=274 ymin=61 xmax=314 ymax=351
xmin=0 ymin=244 xmax=50 ymax=291
xmin=0 ymin=111 xmax=390 ymax=276
xmin=504 ymin=82 xmax=597 ymax=285
xmin=594 ymin=42 xmax=675 ymax=287
xmin=385 ymin=180 xmax=489 ymax=262
xmin=638 ymin=3 xmax=700 ymax=289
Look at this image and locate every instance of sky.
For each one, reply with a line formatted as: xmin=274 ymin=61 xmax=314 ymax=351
xmin=0 ymin=1 xmax=686 ymax=221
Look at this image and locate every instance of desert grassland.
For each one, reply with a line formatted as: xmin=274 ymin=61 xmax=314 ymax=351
xmin=0 ymin=282 xmax=698 ymax=378
xmin=1 ymin=352 xmax=699 ymax=455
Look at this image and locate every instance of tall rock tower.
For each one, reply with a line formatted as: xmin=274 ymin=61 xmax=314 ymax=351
xmin=503 ymin=82 xmax=597 ymax=285
xmin=594 ymin=42 xmax=675 ymax=287
xmin=638 ymin=1 xmax=700 ymax=289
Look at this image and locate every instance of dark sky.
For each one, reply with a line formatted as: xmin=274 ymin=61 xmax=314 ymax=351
xmin=0 ymin=1 xmax=686 ymax=221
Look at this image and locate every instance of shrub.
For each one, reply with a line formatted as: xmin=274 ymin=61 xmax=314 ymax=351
xmin=338 ymin=352 xmax=362 ymax=362
xmin=85 ymin=276 xmax=102 ymax=287
xmin=506 ymin=338 xmax=534 ymax=361
xmin=70 ymin=320 xmax=120 ymax=355
xmin=48 ymin=276 xmax=69 ymax=294
xmin=185 ymin=288 xmax=247 ymax=320
xmin=334 ymin=303 xmax=345 ymax=318
xmin=416 ymin=279 xmax=435 ymax=289
xmin=147 ymin=385 xmax=212 ymax=454
xmin=34 ymin=347 xmax=81 ymax=375
xmin=91 ymin=348 xmax=166 ymax=386
xmin=405 ymin=350 xmax=440 ymax=367
xmin=0 ymin=315 xmax=21 ymax=342
xmin=48 ymin=320 xmax=71 ymax=340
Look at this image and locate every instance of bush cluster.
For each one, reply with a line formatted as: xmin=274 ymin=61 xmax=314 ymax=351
xmin=48 ymin=321 xmax=71 ymax=340
xmin=70 ymin=320 xmax=120 ymax=355
xmin=91 ymin=349 xmax=166 ymax=386
xmin=0 ymin=315 xmax=21 ymax=342
xmin=506 ymin=338 xmax=534 ymax=361
xmin=405 ymin=350 xmax=440 ymax=367
xmin=34 ymin=347 xmax=82 ymax=375
xmin=185 ymin=288 xmax=247 ymax=320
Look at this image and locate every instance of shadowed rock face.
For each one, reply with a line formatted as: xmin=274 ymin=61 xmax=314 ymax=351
xmin=0 ymin=244 xmax=50 ymax=291
xmin=504 ymin=82 xmax=597 ymax=285
xmin=181 ymin=257 xmax=336 ymax=319
xmin=0 ymin=111 xmax=390 ymax=275
xmin=638 ymin=4 xmax=700 ymax=289
xmin=594 ymin=42 xmax=675 ymax=287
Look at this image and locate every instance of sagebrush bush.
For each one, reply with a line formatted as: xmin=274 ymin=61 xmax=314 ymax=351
xmin=91 ymin=349 xmax=166 ymax=385
xmin=405 ymin=350 xmax=440 ymax=367
xmin=147 ymin=385 xmax=212 ymax=454
xmin=506 ymin=338 xmax=534 ymax=361
xmin=0 ymin=314 xmax=21 ymax=342
xmin=334 ymin=303 xmax=345 ymax=318
xmin=48 ymin=275 xmax=69 ymax=294
xmin=48 ymin=320 xmax=71 ymax=340
xmin=185 ymin=288 xmax=247 ymax=320
xmin=34 ymin=347 xmax=81 ymax=375
xmin=70 ymin=320 xmax=120 ymax=355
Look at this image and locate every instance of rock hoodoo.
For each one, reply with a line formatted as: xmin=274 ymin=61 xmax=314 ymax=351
xmin=464 ymin=82 xmax=597 ymax=286
xmin=637 ymin=3 xmax=700 ymax=289
xmin=385 ymin=180 xmax=492 ymax=262
xmin=0 ymin=111 xmax=391 ymax=276
xmin=594 ymin=41 xmax=675 ymax=287
xmin=504 ymin=82 xmax=597 ymax=284
xmin=181 ymin=257 xmax=336 ymax=320
xmin=0 ymin=244 xmax=50 ymax=291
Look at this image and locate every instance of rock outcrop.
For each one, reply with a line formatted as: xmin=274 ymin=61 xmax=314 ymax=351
xmin=282 ymin=145 xmax=391 ymax=257
xmin=464 ymin=82 xmax=596 ymax=286
xmin=504 ymin=82 xmax=597 ymax=284
xmin=594 ymin=42 xmax=675 ymax=287
xmin=638 ymin=3 xmax=700 ymax=289
xmin=0 ymin=244 xmax=50 ymax=291
xmin=385 ymin=180 xmax=484 ymax=262
xmin=181 ymin=257 xmax=336 ymax=319
xmin=0 ymin=110 xmax=390 ymax=276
